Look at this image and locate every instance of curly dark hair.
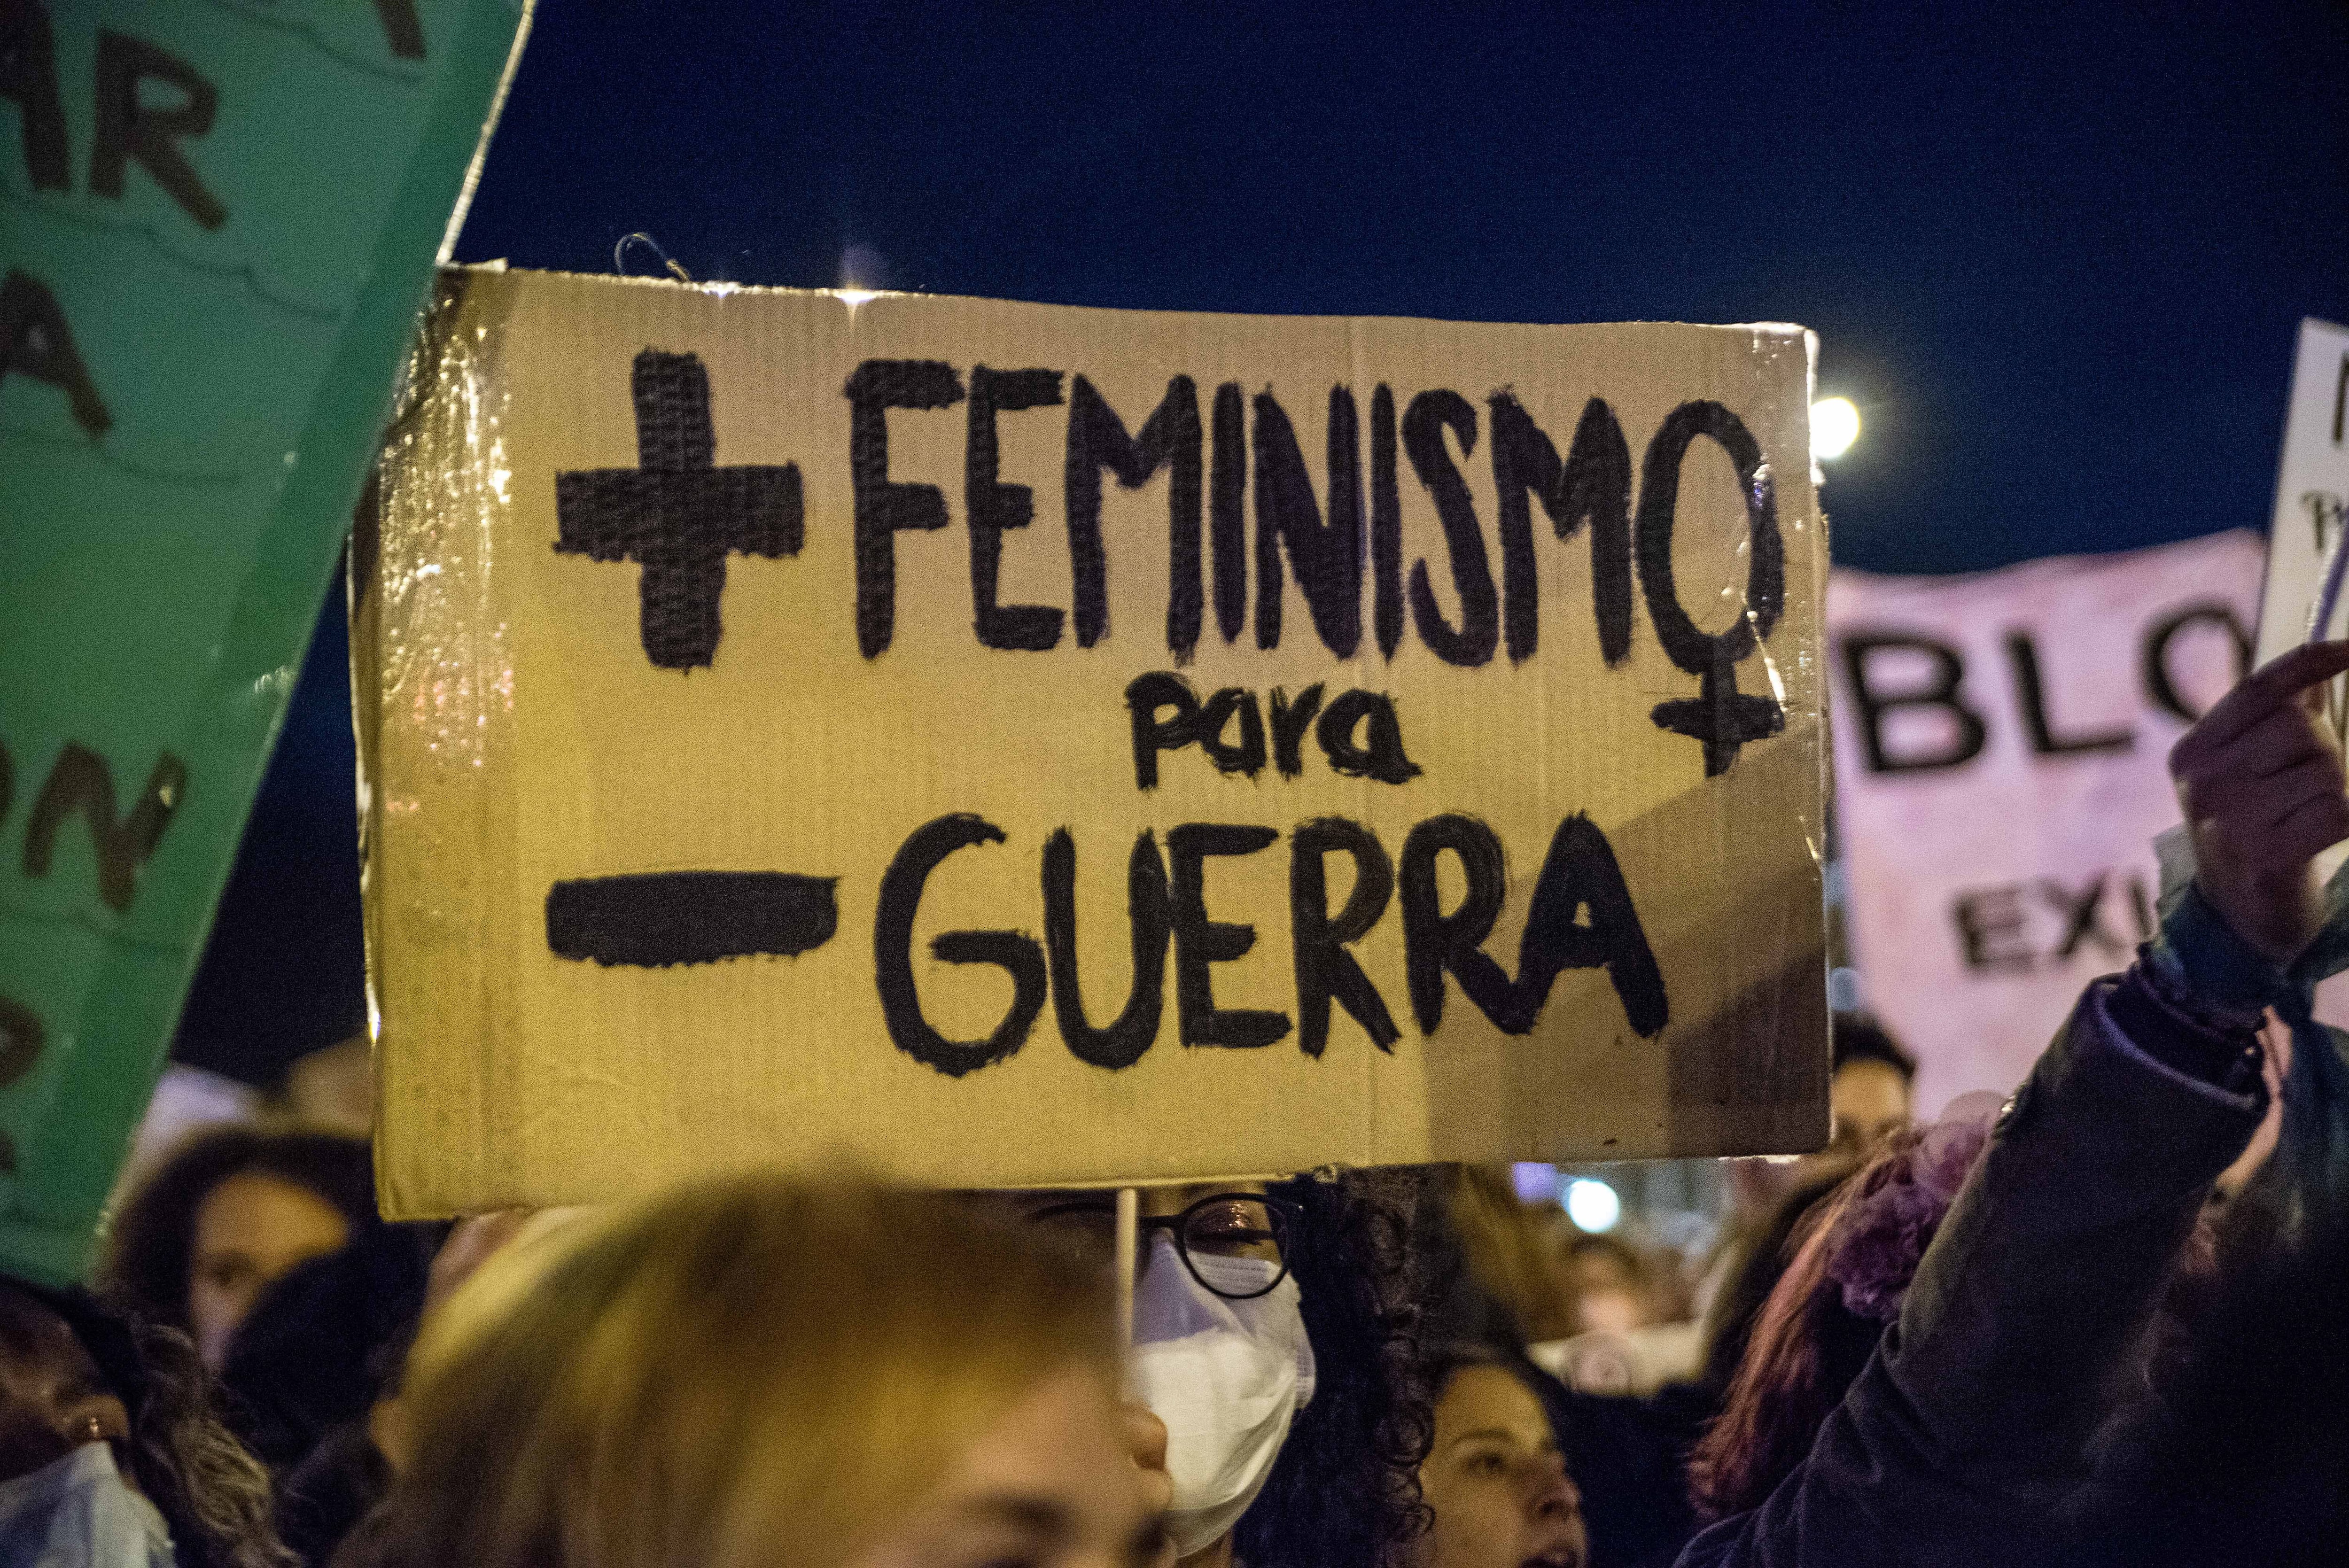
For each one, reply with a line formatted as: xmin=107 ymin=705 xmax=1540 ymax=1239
xmin=100 ymin=1126 xmax=375 ymax=1333
xmin=16 ymin=1281 xmax=292 ymax=1568
xmin=1232 ymin=1168 xmax=1433 ymax=1568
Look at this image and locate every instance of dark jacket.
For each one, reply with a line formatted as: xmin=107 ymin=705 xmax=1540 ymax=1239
xmin=1680 ymin=890 xmax=2272 ymax=1568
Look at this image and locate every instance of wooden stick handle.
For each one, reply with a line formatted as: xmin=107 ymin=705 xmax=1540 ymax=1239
xmin=1114 ymin=1186 xmax=1139 ymax=1357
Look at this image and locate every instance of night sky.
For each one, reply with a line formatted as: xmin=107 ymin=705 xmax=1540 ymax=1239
xmin=174 ymin=0 xmax=2349 ymax=1082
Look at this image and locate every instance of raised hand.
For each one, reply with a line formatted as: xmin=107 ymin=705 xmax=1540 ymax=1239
xmin=2169 ymin=639 xmax=2349 ymax=962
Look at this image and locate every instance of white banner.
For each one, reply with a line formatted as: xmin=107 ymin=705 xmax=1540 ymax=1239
xmin=1829 ymin=533 xmax=2261 ymax=1115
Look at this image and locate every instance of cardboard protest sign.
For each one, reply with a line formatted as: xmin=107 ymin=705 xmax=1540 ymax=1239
xmin=2253 ymin=318 xmax=2349 ymax=661
xmin=0 ymin=0 xmax=531 ymax=1281
xmin=358 ymin=268 xmax=1827 ymax=1215
xmin=1829 ymin=533 xmax=2261 ymax=1115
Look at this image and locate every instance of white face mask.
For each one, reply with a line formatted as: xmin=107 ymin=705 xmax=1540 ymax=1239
xmin=0 ymin=1444 xmax=174 ymax=1568
xmin=1128 ymin=1232 xmax=1317 ymax=1559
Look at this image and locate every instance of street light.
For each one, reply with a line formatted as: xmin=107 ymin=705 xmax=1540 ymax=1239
xmin=1564 ymin=1176 xmax=1621 ymax=1234
xmin=1812 ymin=396 xmax=1861 ymax=462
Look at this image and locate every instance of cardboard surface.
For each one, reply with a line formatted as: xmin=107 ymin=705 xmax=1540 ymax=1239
xmin=1830 ymin=533 xmax=2260 ymax=1114
xmin=0 ymin=0 xmax=530 ymax=1281
xmin=2250 ymin=319 xmax=2349 ymax=889
xmin=358 ymin=269 xmax=1827 ymax=1215
xmin=2254 ymin=318 xmax=2349 ymax=662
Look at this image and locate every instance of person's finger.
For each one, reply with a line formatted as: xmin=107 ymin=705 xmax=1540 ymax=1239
xmin=2258 ymin=1009 xmax=2293 ymax=1099
xmin=2243 ymin=707 xmax=2343 ymax=778
xmin=2243 ymin=638 xmax=2349 ymax=708
xmin=2180 ymin=640 xmax=2349 ymax=756
xmin=2192 ymin=744 xmax=2344 ymax=820
xmin=2250 ymin=755 xmax=2349 ymax=828
xmin=2205 ymin=705 xmax=2328 ymax=778
xmin=1120 ymin=1400 xmax=1174 ymax=1530
xmin=2266 ymin=790 xmax=2349 ymax=865
xmin=1120 ymin=1401 xmax=1169 ymax=1477
xmin=424 ymin=1209 xmax=533 ymax=1312
xmin=2179 ymin=727 xmax=2331 ymax=820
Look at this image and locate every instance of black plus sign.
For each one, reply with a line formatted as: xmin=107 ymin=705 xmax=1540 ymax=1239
xmin=1650 ymin=646 xmax=1785 ymax=778
xmin=555 ymin=349 xmax=803 ymax=670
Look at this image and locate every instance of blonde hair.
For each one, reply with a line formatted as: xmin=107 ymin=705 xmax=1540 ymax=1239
xmin=1446 ymin=1165 xmax=1578 ymax=1343
xmin=357 ymin=1177 xmax=1114 ymax=1568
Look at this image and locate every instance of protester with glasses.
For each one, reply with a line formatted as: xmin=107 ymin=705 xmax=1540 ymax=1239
xmin=1020 ymin=1172 xmax=1430 ymax=1568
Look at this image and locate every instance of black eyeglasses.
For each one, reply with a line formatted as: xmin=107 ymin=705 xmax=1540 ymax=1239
xmin=1025 ymin=1191 xmax=1300 ymax=1300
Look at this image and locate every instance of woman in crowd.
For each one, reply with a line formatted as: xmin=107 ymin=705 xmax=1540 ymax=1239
xmin=1411 ymin=1345 xmax=1586 ymax=1568
xmin=0 ymin=1276 xmax=287 ymax=1568
xmin=1696 ymin=1013 xmax=1906 ymax=1396
xmin=1023 ymin=1170 xmax=1430 ymax=1568
xmin=208 ymin=1217 xmax=440 ymax=1484
xmin=1235 ymin=1171 xmax=1428 ymax=1568
xmin=103 ymin=1130 xmax=373 ymax=1372
xmin=1685 ymin=1109 xmax=1993 ymax=1524
xmin=1436 ymin=1166 xmax=1578 ymax=1345
xmin=1559 ymin=1234 xmax=1659 ymax=1339
xmin=270 ymin=1212 xmax=529 ymax=1567
xmin=1674 ymin=640 xmax=2349 ymax=1567
xmin=1820 ymin=1018 xmax=1914 ymax=1163
xmin=346 ymin=1176 xmax=1163 ymax=1568
xmin=1404 ymin=1164 xmax=1697 ymax=1568
xmin=1692 ymin=1159 xmax=1855 ymax=1405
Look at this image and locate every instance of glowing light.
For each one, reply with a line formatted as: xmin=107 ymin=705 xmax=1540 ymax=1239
xmin=1564 ymin=1177 xmax=1621 ymax=1234
xmin=1512 ymin=1163 xmax=1561 ymax=1204
xmin=1811 ymin=396 xmax=1860 ymax=462
xmin=836 ymin=288 xmax=880 ymax=309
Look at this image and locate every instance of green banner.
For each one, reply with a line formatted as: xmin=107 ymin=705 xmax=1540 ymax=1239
xmin=0 ymin=0 xmax=532 ymax=1283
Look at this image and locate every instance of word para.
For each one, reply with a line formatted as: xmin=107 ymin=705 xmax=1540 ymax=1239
xmin=1125 ymin=672 xmax=1420 ymax=788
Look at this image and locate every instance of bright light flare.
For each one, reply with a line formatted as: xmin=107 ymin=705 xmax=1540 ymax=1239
xmin=835 ymin=288 xmax=880 ymax=309
xmin=1512 ymin=1163 xmax=1561 ymax=1204
xmin=1811 ymin=396 xmax=1861 ymax=462
xmin=1564 ymin=1177 xmax=1622 ymax=1234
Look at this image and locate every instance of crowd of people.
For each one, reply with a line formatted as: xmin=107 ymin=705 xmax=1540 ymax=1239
xmin=6 ymin=644 xmax=2349 ymax=1566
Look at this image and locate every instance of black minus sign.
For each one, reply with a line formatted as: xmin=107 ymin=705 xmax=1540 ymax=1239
xmin=546 ymin=871 xmax=838 ymax=967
